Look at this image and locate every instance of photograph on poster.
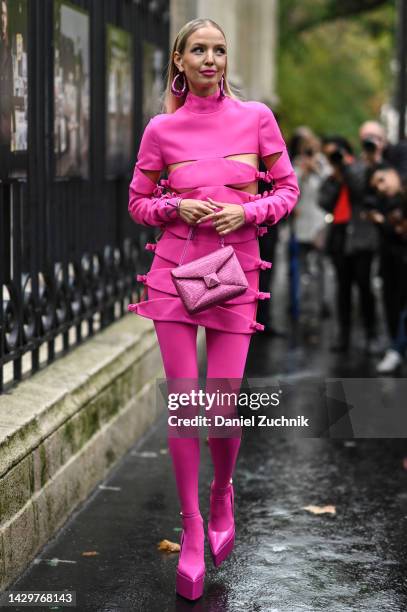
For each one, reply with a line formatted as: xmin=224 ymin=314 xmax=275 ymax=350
xmin=106 ymin=24 xmax=133 ymax=178
xmin=142 ymin=40 xmax=164 ymax=126
xmin=0 ymin=0 xmax=28 ymax=180
xmin=53 ymin=0 xmax=89 ymax=179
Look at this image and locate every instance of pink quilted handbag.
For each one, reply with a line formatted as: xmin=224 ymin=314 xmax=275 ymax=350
xmin=171 ymin=227 xmax=248 ymax=314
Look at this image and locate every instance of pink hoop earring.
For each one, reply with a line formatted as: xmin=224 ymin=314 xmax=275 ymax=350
xmin=171 ymin=72 xmax=187 ymax=97
xmin=218 ymin=74 xmax=225 ymax=99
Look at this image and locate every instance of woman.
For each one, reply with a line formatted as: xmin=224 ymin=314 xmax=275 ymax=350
xmin=127 ymin=18 xmax=300 ymax=600
xmin=318 ymin=136 xmax=379 ymax=353
xmin=292 ymin=132 xmax=330 ymax=319
xmin=367 ymin=162 xmax=407 ymax=372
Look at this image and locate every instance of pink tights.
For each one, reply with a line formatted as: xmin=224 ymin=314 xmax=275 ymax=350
xmin=154 ymin=320 xmax=252 ymax=516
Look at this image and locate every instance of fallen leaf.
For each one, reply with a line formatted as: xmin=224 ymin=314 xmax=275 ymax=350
xmin=82 ymin=551 xmax=100 ymax=556
xmin=157 ymin=539 xmax=180 ymax=553
xmin=303 ymin=504 xmax=336 ymax=515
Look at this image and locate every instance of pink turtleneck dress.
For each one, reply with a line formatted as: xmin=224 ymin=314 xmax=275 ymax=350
xmin=127 ymin=90 xmax=300 ymax=334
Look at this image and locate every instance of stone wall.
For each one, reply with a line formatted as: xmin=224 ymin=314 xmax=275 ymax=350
xmin=0 ymin=316 xmax=164 ymax=590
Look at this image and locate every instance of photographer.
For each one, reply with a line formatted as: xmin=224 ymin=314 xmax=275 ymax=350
xmin=359 ymin=120 xmax=407 ymax=180
xmin=365 ymin=162 xmax=407 ymax=372
xmin=318 ymin=136 xmax=379 ymax=353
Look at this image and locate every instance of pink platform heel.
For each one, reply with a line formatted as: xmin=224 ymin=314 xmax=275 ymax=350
xmin=207 ymin=479 xmax=235 ymax=567
xmin=175 ymin=511 xmax=205 ymax=600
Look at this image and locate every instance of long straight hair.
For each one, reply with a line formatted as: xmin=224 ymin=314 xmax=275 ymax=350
xmin=161 ymin=18 xmax=238 ymax=114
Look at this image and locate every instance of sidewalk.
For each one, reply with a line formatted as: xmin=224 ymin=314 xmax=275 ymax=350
xmin=6 ymin=335 xmax=407 ymax=611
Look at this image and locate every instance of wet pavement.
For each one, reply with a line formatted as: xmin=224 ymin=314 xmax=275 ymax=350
xmin=5 ymin=246 xmax=407 ymax=612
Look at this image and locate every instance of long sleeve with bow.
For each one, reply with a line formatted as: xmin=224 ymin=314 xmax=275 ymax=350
xmin=128 ymin=119 xmax=180 ymax=227
xmin=242 ymin=104 xmax=300 ymax=226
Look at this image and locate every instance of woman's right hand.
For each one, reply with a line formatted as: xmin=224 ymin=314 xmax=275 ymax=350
xmin=179 ymin=198 xmax=219 ymax=225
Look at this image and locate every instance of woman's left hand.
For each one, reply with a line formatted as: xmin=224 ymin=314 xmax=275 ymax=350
xmin=196 ymin=197 xmax=246 ymax=235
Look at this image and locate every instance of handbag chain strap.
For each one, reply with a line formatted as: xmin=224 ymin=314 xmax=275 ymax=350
xmin=178 ymin=226 xmax=225 ymax=267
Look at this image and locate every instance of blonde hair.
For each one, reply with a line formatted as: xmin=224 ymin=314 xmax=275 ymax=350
xmin=161 ymin=18 xmax=238 ymax=114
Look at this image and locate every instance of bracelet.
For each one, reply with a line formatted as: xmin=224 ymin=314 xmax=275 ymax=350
xmin=164 ymin=196 xmax=183 ymax=219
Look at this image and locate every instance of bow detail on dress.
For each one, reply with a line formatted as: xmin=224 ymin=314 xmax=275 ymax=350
xmin=250 ymin=321 xmax=265 ymax=331
xmin=257 ymin=226 xmax=268 ymax=237
xmin=255 ymin=169 xmax=273 ymax=183
xmin=258 ymin=259 xmax=272 ymax=270
xmin=145 ymin=243 xmax=157 ymax=252
xmin=152 ymin=185 xmax=165 ymax=197
xmin=257 ymin=291 xmax=271 ymax=300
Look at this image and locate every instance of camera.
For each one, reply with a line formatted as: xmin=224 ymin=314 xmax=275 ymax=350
xmin=328 ymin=149 xmax=344 ymax=166
xmin=361 ymin=138 xmax=377 ymax=154
xmin=303 ymin=147 xmax=314 ymax=157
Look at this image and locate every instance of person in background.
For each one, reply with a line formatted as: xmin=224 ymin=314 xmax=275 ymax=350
xmin=359 ymin=120 xmax=407 ymax=181
xmin=318 ymin=135 xmax=380 ymax=354
xmin=366 ymin=161 xmax=407 ymax=373
xmin=292 ymin=132 xmax=331 ymax=319
xmin=358 ymin=120 xmax=407 ymax=371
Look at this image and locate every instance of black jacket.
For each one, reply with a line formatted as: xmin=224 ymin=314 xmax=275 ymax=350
xmin=318 ymin=159 xmax=379 ymax=255
xmin=375 ymin=193 xmax=407 ymax=261
xmin=384 ymin=140 xmax=407 ymax=182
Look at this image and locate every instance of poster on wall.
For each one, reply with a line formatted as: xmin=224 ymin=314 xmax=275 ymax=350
xmin=54 ymin=0 xmax=89 ymax=179
xmin=142 ymin=41 xmax=164 ymax=128
xmin=106 ymin=24 xmax=133 ymax=178
xmin=0 ymin=0 xmax=28 ymax=180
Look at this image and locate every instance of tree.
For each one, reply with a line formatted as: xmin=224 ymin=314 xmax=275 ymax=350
xmin=278 ymin=1 xmax=396 ymax=146
xmin=280 ymin=0 xmax=391 ymax=42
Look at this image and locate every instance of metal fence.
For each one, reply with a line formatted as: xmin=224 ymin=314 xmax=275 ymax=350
xmin=0 ymin=0 xmax=169 ymax=392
